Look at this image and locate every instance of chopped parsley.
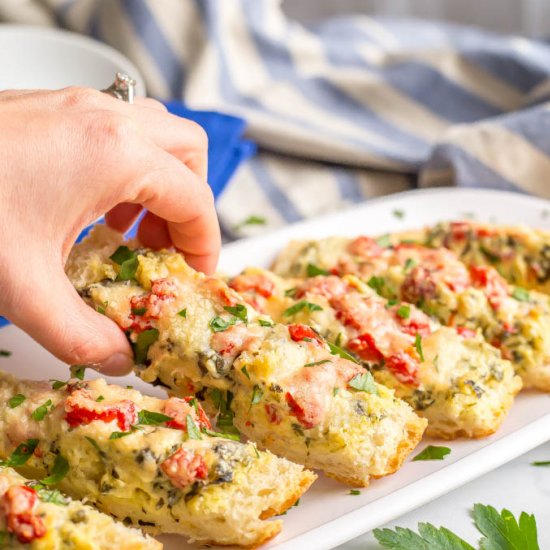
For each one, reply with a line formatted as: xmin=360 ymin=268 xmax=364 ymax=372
xmin=41 ymin=455 xmax=69 ymax=485
xmin=512 ymin=287 xmax=530 ymax=302
xmin=177 ymin=308 xmax=187 ymax=318
xmin=258 ymin=319 xmax=274 ymax=327
xmin=412 ymin=445 xmax=451 ymax=461
xmin=96 ymin=395 xmax=105 ymax=402
xmin=348 ymin=372 xmax=378 ymax=394
xmin=367 ymin=275 xmax=385 ymax=295
xmin=131 ymin=306 xmax=147 ymax=316
xmin=415 ymin=334 xmax=425 ymax=362
xmin=186 ymin=415 xmax=202 ymax=440
xmin=376 ymin=234 xmax=392 ymax=248
xmin=531 ymin=460 xmax=550 ymax=466
xmin=70 ymin=365 xmax=86 ymax=380
xmin=109 ymin=428 xmax=137 ymax=440
xmin=8 ymin=394 xmax=26 ymax=409
xmin=0 ymin=439 xmax=39 ymax=467
xmin=31 ymin=399 xmax=53 ymax=421
xmin=392 ymin=209 xmax=405 ymax=219
xmin=403 ymin=258 xmax=416 ymax=273
xmin=250 ymin=385 xmax=264 ymax=406
xmin=210 ymin=389 xmax=240 ymax=437
xmin=284 ymin=287 xmax=297 ymax=298
xmin=283 ymin=300 xmax=323 ymax=317
xmin=50 ymin=380 xmax=67 ymax=390
xmin=0 ymin=350 xmax=11 ymax=357
xmin=306 ymin=263 xmax=330 ymax=277
xmin=397 ymin=304 xmax=411 ymax=319
xmin=30 ymin=483 xmax=69 ymax=506
xmin=374 ymin=503 xmax=539 ymax=550
xmin=137 ymin=410 xmax=172 ymax=426
xmin=349 ymin=489 xmax=361 ymax=495
xmin=234 ymin=215 xmax=267 ymax=230
xmin=133 ymin=328 xmax=159 ymax=364
xmin=241 ymin=366 xmax=251 ymax=379
xmin=328 ymin=342 xmax=359 ymax=364
xmin=110 ymin=246 xmax=139 ymax=281
xmin=224 ymin=304 xmax=248 ymax=323
xmin=85 ymin=437 xmax=102 ymax=454
xmin=304 ymin=359 xmax=332 ymax=368
xmin=202 ymin=428 xmax=240 ymax=441
xmin=209 ymin=316 xmax=236 ymax=333
xmin=332 ymin=387 xmax=340 ymax=397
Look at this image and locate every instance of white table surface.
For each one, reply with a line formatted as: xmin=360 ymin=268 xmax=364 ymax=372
xmin=338 ymin=441 xmax=550 ymax=549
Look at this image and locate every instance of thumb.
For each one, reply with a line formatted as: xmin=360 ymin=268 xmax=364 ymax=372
xmin=7 ymin=263 xmax=133 ymax=376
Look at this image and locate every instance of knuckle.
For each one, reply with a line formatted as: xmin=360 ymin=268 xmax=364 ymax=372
xmin=185 ymin=120 xmax=209 ymax=150
xmin=82 ymin=111 xmax=135 ymax=152
xmin=59 ymin=86 xmax=103 ymax=109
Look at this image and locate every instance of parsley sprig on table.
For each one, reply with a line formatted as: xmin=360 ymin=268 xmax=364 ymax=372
xmin=374 ymin=503 xmax=540 ymax=549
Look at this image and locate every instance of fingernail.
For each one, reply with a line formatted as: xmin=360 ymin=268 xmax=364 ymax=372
xmin=98 ymin=353 xmax=134 ymax=375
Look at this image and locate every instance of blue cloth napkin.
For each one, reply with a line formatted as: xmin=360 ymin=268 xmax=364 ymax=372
xmin=0 ymin=103 xmax=254 ymax=329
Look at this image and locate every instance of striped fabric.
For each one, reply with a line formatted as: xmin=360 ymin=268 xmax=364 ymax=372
xmin=2 ymin=0 xmax=550 ymax=239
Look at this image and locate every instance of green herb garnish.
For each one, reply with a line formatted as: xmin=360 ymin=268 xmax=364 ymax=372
xmin=0 ymin=350 xmax=12 ymax=357
xmin=110 ymin=246 xmax=138 ymax=281
xmin=415 ymin=334 xmax=425 ymax=361
xmin=133 ymin=328 xmax=159 ymax=364
xmin=403 ymin=258 xmax=416 ymax=273
xmin=284 ymin=287 xmax=297 ymax=298
xmin=348 ymin=372 xmax=378 ymax=394
xmin=209 ymin=316 xmax=236 ymax=333
xmin=397 ymin=304 xmax=411 ymax=319
xmin=512 ymin=287 xmax=530 ymax=302
xmin=531 ymin=460 xmax=550 ymax=466
xmin=0 ymin=439 xmax=39 ymax=467
xmin=349 ymin=489 xmax=361 ymax=495
xmin=376 ymin=234 xmax=391 ymax=248
xmin=41 ymin=455 xmax=69 ymax=485
xmin=178 ymin=308 xmax=187 ymax=318
xmin=258 ymin=319 xmax=274 ymax=327
xmin=31 ymin=483 xmax=69 ymax=506
xmin=8 ymin=394 xmax=26 ymax=409
xmin=96 ymin=395 xmax=105 ymax=402
xmin=283 ymin=300 xmax=323 ymax=317
xmin=137 ymin=410 xmax=172 ymax=426
xmin=413 ymin=445 xmax=451 ymax=461
xmin=31 ymin=400 xmax=53 ymax=421
xmin=328 ymin=342 xmax=359 ymax=364
xmin=241 ymin=366 xmax=251 ymax=379
xmin=50 ymin=380 xmax=67 ymax=390
xmin=374 ymin=503 xmax=539 ymax=550
xmin=186 ymin=414 xmax=202 ymax=440
xmin=85 ymin=437 xmax=102 ymax=454
xmin=367 ymin=276 xmax=385 ymax=295
xmin=109 ymin=429 xmax=136 ymax=440
xmin=131 ymin=307 xmax=147 ymax=316
xmin=234 ymin=215 xmax=267 ymax=230
xmin=70 ymin=365 xmax=86 ymax=380
xmin=224 ymin=304 xmax=248 ymax=323
xmin=202 ymin=428 xmax=240 ymax=441
xmin=304 ymin=359 xmax=331 ymax=368
xmin=250 ymin=385 xmax=264 ymax=406
xmin=392 ymin=209 xmax=405 ymax=219
xmin=306 ymin=263 xmax=330 ymax=277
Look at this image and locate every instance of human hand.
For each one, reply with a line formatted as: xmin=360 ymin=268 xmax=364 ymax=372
xmin=0 ymin=87 xmax=220 ymax=375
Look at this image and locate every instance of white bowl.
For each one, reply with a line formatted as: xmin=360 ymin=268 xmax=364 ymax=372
xmin=0 ymin=24 xmax=145 ymax=93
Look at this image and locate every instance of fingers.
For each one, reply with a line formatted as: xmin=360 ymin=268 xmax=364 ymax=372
xmin=7 ymin=262 xmax=134 ymax=375
xmin=105 ymin=203 xmax=143 ymax=233
xmin=137 ymin=212 xmax=172 ymax=250
xmin=126 ymin=142 xmax=221 ymax=273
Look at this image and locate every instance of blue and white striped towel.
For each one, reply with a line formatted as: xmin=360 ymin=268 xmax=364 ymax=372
xmin=2 ymin=0 xmax=550 ymax=239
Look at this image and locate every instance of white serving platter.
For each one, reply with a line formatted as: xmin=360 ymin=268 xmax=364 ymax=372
xmin=1 ymin=187 xmax=550 ymax=550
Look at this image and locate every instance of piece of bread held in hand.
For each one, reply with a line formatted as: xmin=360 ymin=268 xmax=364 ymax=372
xmin=66 ymin=225 xmax=427 ymax=487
